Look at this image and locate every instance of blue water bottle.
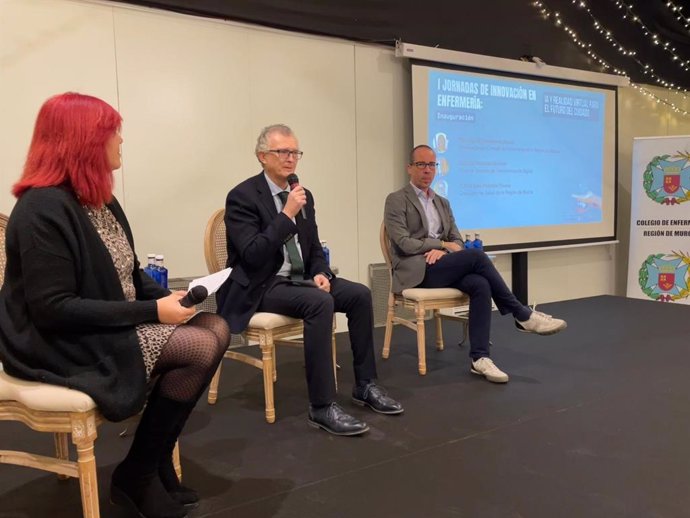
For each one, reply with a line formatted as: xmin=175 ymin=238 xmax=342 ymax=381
xmin=472 ymin=233 xmax=483 ymax=250
xmin=464 ymin=234 xmax=472 ymax=249
xmin=155 ymin=254 xmax=168 ymax=289
xmin=143 ymin=253 xmax=158 ymax=282
xmin=320 ymin=240 xmax=330 ymax=266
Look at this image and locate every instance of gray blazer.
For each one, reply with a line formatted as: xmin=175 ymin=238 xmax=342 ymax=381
xmin=384 ymin=184 xmax=464 ymax=293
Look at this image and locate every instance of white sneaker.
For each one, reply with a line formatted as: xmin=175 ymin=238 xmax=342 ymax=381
xmin=517 ymin=307 xmax=567 ymax=335
xmin=471 ymin=357 xmax=509 ymax=383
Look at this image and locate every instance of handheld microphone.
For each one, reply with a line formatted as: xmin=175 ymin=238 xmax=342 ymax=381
xmin=179 ymin=285 xmax=208 ymax=308
xmin=286 ymin=173 xmax=307 ymax=220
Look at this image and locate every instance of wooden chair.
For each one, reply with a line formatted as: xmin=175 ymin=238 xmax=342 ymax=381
xmin=379 ymin=222 xmax=469 ymax=375
xmin=203 ymin=209 xmax=337 ymax=423
xmin=0 ymin=212 xmax=180 ymax=518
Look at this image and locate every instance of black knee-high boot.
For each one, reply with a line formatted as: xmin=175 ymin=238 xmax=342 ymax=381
xmin=159 ymin=347 xmax=227 ymax=506
xmin=158 ymin=401 xmax=199 ymax=506
xmin=111 ymin=391 xmax=192 ymax=518
xmin=157 ymin=330 xmax=227 ymax=508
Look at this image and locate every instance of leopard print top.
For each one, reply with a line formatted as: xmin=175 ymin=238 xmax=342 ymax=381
xmin=84 ymin=205 xmax=175 ymax=379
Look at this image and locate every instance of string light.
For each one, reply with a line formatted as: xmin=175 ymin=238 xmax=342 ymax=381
xmin=532 ymin=1 xmax=689 ymax=115
xmin=664 ymin=1 xmax=690 ymax=35
xmin=609 ymin=0 xmax=690 ymax=72
xmin=630 ymin=83 xmax=689 ymax=115
xmin=567 ymin=0 xmax=689 ymax=93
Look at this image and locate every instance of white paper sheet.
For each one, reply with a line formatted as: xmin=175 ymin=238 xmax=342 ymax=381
xmin=188 ymin=267 xmax=232 ymax=295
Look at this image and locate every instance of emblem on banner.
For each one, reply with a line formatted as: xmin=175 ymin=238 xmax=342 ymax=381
xmin=643 ymin=152 xmax=690 ymax=205
xmin=638 ymin=251 xmax=690 ymax=302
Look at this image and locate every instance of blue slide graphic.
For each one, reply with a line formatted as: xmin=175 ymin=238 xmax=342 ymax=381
xmin=428 ymin=70 xmax=605 ymax=230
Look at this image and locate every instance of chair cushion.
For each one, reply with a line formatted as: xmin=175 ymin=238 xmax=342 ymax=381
xmin=0 ymin=368 xmax=97 ymax=412
xmin=248 ymin=312 xmax=301 ymax=330
xmin=400 ymin=287 xmax=466 ymax=301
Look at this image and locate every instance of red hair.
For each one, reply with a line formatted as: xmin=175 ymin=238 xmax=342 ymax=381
xmin=13 ymin=92 xmax=122 ymax=207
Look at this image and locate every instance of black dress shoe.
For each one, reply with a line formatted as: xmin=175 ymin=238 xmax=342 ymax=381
xmin=352 ymin=383 xmax=404 ymax=415
xmin=308 ymin=402 xmax=369 ymax=436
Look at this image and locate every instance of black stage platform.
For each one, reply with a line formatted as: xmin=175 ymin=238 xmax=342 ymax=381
xmin=2 ymin=295 xmax=690 ymax=518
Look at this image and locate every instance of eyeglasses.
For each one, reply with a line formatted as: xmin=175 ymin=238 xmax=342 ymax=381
xmin=411 ymin=161 xmax=438 ymax=169
xmin=266 ymin=149 xmax=304 ymax=160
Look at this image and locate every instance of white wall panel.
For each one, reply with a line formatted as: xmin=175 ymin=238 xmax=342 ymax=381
xmin=113 ymin=8 xmax=254 ymax=276
xmin=0 ymin=0 xmax=119 ymax=214
xmin=354 ymin=45 xmax=411 ymax=282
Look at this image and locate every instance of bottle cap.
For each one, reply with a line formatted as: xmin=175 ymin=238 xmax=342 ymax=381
xmin=147 ymin=253 xmax=155 ymax=258
xmin=155 ymin=254 xmax=164 ymax=260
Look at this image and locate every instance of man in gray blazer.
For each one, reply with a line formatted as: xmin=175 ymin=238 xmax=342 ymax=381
xmin=383 ymin=145 xmax=566 ymax=383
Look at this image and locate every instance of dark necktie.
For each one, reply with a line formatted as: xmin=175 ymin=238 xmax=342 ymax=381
xmin=277 ymin=191 xmax=305 ymax=280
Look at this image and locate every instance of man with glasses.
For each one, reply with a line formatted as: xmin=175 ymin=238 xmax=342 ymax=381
xmin=217 ymin=124 xmax=403 ymax=436
xmin=384 ymin=145 xmax=566 ymax=383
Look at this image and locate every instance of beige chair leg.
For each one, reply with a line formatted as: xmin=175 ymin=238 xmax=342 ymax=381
xmin=416 ymin=305 xmax=427 ymax=375
xmin=272 ymin=343 xmax=277 ymax=383
xmin=259 ymin=334 xmax=276 ymax=424
xmin=332 ymin=317 xmax=338 ymax=392
xmin=71 ymin=412 xmax=100 ymax=518
xmin=54 ymin=432 xmax=70 ymax=480
xmin=172 ymin=441 xmax=182 ymax=481
xmin=434 ymin=310 xmax=444 ymax=351
xmin=331 ymin=335 xmax=338 ymax=393
xmin=382 ymin=296 xmax=395 ymax=359
xmin=207 ymin=361 xmax=223 ymax=404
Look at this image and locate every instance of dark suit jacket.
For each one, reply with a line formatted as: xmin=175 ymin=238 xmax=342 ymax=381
xmin=216 ymin=172 xmax=333 ymax=333
xmin=384 ymin=184 xmax=464 ymax=293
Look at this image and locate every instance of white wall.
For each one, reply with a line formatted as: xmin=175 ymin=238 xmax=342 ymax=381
xmin=2 ymin=0 xmax=690 ymax=308
xmin=0 ymin=0 xmax=122 ymax=208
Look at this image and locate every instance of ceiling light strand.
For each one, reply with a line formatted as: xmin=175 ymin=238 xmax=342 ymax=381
xmin=532 ymin=1 xmax=689 ymax=115
xmin=608 ymin=0 xmax=690 ymax=73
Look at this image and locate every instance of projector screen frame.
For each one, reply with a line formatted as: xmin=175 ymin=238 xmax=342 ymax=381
xmin=397 ymin=41 xmax=629 ymax=88
xmin=407 ymin=56 xmax=620 ymax=253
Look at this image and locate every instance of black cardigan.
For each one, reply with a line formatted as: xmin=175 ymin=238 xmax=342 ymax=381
xmin=0 ymin=186 xmax=169 ymax=421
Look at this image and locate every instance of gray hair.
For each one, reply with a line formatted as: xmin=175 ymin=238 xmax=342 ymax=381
xmin=255 ymin=124 xmax=295 ymax=155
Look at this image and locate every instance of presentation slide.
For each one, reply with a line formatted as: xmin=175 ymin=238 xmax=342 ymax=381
xmin=412 ymin=64 xmax=617 ymax=251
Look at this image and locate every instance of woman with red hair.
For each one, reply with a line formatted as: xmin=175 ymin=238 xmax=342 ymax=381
xmin=0 ymin=93 xmax=229 ymax=518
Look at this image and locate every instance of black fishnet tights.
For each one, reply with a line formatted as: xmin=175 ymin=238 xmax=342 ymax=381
xmin=151 ymin=312 xmax=229 ymax=402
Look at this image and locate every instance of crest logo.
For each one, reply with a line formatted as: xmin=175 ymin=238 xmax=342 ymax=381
xmin=638 ymin=251 xmax=690 ymax=302
xmin=643 ymin=153 xmax=690 ymax=205
xmin=664 ymin=174 xmax=680 ymax=194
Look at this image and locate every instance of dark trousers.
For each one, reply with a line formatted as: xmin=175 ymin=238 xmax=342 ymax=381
xmin=258 ymin=276 xmax=378 ymax=406
xmin=419 ymin=248 xmax=531 ymax=360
